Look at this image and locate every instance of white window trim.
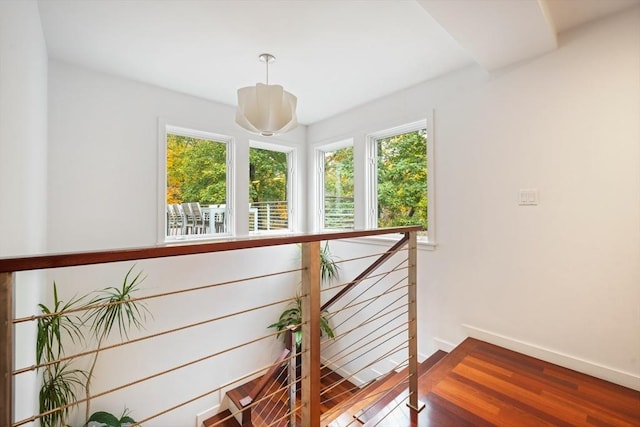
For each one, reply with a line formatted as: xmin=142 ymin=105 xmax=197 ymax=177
xmin=158 ymin=119 xmax=235 ymax=243
xmin=249 ymin=140 xmax=297 ymax=235
xmin=364 ymin=115 xmax=436 ymax=249
xmin=315 ymin=138 xmax=354 ymax=231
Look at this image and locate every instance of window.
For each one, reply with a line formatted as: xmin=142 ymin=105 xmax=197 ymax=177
xmin=163 ymin=125 xmax=233 ymax=240
xmin=367 ymin=121 xmax=429 ymax=238
xmin=249 ymin=142 xmax=295 ymax=233
xmin=317 ymin=143 xmax=354 ymax=230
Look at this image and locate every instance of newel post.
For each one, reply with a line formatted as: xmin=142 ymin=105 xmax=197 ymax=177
xmin=301 ymin=241 xmax=321 ymax=427
xmin=1 ymin=272 xmax=14 ymax=427
xmin=406 ymin=231 xmax=424 ymax=413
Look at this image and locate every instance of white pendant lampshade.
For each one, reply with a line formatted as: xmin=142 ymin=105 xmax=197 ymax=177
xmin=235 ymin=54 xmax=298 ymax=137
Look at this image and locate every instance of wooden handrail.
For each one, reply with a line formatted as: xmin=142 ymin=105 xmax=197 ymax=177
xmin=240 ymin=347 xmax=291 ymax=407
xmin=321 ymin=234 xmax=409 ymax=312
xmin=0 ymin=226 xmax=421 ymax=273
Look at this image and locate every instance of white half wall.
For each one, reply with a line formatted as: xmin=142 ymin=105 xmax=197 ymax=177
xmin=308 ymin=8 xmax=640 ymax=389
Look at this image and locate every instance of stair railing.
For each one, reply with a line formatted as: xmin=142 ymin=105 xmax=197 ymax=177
xmin=316 ymin=231 xmax=422 ymax=426
xmin=0 ymin=226 xmax=420 ymax=427
xmin=247 ymin=230 xmax=421 ymax=426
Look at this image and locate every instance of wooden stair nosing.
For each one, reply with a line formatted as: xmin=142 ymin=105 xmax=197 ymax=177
xmin=355 ymin=349 xmax=449 ymax=424
xmin=325 ymin=350 xmax=449 ymax=426
xmin=203 ymin=409 xmax=241 ymax=427
xmin=362 ymin=341 xmax=485 ymax=426
xmin=321 ymin=371 xmax=399 ymax=425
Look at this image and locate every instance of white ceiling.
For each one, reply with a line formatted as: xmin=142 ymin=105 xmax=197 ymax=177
xmin=37 ymin=0 xmax=639 ymax=125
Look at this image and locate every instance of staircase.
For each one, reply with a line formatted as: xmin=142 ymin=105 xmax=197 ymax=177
xmin=203 ymin=350 xmax=448 ymax=427
xmin=203 ymin=339 xmax=640 ymax=427
xmin=321 ymin=350 xmax=448 ymax=426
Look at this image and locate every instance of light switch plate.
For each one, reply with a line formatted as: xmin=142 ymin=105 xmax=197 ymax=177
xmin=518 ymin=189 xmax=538 ymax=206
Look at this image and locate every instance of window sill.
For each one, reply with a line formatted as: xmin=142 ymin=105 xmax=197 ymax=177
xmin=163 ymin=234 xmax=232 ymax=245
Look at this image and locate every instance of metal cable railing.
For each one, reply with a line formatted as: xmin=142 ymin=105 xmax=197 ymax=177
xmin=0 ymin=227 xmax=421 ymax=427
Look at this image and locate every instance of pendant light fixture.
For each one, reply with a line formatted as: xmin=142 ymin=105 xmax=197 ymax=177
xmin=235 ymin=53 xmax=298 ymax=137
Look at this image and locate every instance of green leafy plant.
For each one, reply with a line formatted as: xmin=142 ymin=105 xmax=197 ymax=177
xmin=37 ymin=284 xmax=87 ymax=427
xmin=83 ymin=266 xmax=151 ymax=425
xmin=269 ymin=242 xmax=339 ymax=348
xmin=268 ymin=294 xmax=334 ymax=348
xmin=88 ymin=408 xmax=136 ymax=427
xmin=35 ymin=267 xmax=150 ymax=427
xmin=320 ymin=241 xmax=340 ymax=283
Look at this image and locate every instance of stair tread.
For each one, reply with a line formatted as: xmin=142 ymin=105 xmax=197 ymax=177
xmin=357 ymin=350 xmax=448 ymax=423
xmin=203 ymin=409 xmax=241 ymax=427
xmin=323 ymin=350 xmax=448 ymax=426
xmin=356 ymin=349 xmax=449 ymax=424
xmin=320 ymin=372 xmax=398 ymax=426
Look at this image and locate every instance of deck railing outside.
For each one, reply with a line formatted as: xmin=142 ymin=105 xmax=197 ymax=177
xmin=0 ymin=227 xmax=421 ymax=427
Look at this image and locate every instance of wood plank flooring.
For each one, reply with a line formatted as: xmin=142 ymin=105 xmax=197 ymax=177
xmin=205 ymin=338 xmax=640 ymax=427
xmin=366 ymin=338 xmax=640 ymax=426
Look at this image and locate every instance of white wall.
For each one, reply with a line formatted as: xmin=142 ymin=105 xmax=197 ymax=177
xmin=0 ymin=1 xmax=48 ymax=424
xmin=308 ymin=8 xmax=640 ymax=390
xmin=48 ymin=60 xmax=308 ymax=253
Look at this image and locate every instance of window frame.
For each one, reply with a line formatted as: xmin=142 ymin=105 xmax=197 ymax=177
xmin=315 ymin=138 xmax=355 ymax=231
xmin=158 ymin=121 xmax=235 ymax=243
xmin=248 ymin=140 xmax=297 ymax=235
xmin=365 ymin=117 xmax=435 ymax=247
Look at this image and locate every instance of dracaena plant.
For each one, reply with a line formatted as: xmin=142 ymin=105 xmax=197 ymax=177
xmin=83 ymin=266 xmax=151 ymax=426
xmin=36 ymin=284 xmax=87 ymax=427
xmin=36 ymin=266 xmax=150 ymax=427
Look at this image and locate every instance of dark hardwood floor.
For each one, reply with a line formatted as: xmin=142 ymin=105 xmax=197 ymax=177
xmin=205 ymin=338 xmax=640 ymax=426
xmin=363 ymin=338 xmax=640 ymax=426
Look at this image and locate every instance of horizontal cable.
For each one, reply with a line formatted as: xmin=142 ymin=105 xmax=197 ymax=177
xmin=13 ymin=267 xmax=301 ymax=324
xmin=13 ymin=329 xmax=295 ymax=427
xmin=13 ymin=294 xmax=300 ymax=376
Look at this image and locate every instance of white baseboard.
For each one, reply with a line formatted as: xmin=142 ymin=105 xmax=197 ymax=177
xmin=195 ymin=405 xmax=219 ymax=427
xmin=433 ymin=337 xmax=457 ymax=353
xmin=462 ymin=324 xmax=640 ymax=391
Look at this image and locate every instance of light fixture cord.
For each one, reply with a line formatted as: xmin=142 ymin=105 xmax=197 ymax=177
xmin=265 ymin=59 xmax=269 ymax=85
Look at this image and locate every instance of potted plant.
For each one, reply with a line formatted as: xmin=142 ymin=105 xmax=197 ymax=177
xmin=268 ymin=241 xmax=339 ymax=348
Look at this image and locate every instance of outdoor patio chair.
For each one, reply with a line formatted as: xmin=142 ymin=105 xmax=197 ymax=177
xmin=181 ymin=202 xmax=196 ymax=234
xmin=190 ymin=202 xmax=208 ymax=234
